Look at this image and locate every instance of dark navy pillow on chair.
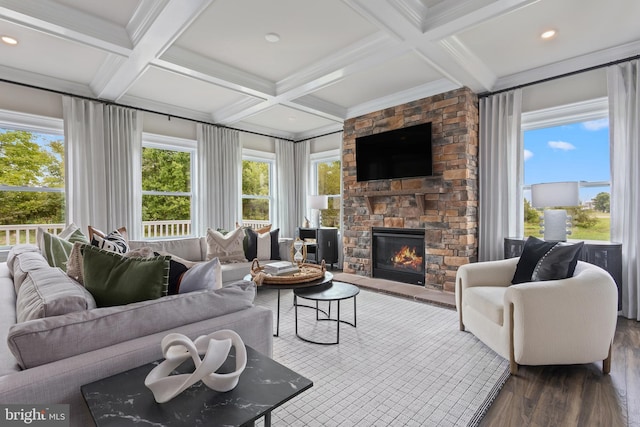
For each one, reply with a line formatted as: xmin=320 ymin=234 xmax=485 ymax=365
xmin=511 ymin=236 xmax=558 ymax=284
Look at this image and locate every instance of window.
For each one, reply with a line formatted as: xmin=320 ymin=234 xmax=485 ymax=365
xmin=311 ymin=151 xmax=341 ymax=229
xmin=141 ymin=134 xmax=195 ymax=238
xmin=522 ymin=98 xmax=610 ymax=241
xmin=0 ymin=110 xmax=65 ymax=246
xmin=242 ymin=150 xmax=274 ymax=228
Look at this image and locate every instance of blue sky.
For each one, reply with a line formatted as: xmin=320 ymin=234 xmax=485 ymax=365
xmin=524 ymin=118 xmax=610 ymax=202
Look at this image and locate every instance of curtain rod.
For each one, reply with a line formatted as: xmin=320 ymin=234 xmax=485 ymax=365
xmin=478 ymin=54 xmax=640 ymax=99
xmin=0 ymin=77 xmax=298 ymax=142
xmin=295 ymin=128 xmax=343 ymax=143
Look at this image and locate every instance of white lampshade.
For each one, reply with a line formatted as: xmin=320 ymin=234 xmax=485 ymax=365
xmin=307 ymin=195 xmax=328 ymax=210
xmin=531 ymin=182 xmax=580 ymax=208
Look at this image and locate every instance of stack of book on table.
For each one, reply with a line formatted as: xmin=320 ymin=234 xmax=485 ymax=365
xmin=264 ymin=261 xmax=300 ymax=276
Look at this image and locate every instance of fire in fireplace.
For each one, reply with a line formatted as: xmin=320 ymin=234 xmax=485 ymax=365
xmin=371 ymin=227 xmax=426 ymax=285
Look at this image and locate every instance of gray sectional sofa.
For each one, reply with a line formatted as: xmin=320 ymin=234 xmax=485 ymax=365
xmin=0 ymin=242 xmax=274 ymax=427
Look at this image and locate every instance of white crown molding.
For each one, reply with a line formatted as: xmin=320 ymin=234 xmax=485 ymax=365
xmin=157 ymin=46 xmax=275 ymax=97
xmin=231 ymin=122 xmax=294 ymax=141
xmin=521 ymin=97 xmax=608 ymax=130
xmin=90 ymin=54 xmax=128 ymax=97
xmin=285 ymin=96 xmax=346 ymax=122
xmin=0 ymin=0 xmax=132 ymax=54
xmin=346 ymin=78 xmax=460 ymax=119
xmin=387 ymin=0 xmax=426 ymax=32
xmin=293 ymin=123 xmax=344 ymax=142
xmin=0 ymin=108 xmax=63 ymax=132
xmin=117 ymin=93 xmax=214 ymax=123
xmin=127 ymin=0 xmax=169 ymax=46
xmin=492 ymin=40 xmax=640 ymax=92
xmin=211 ymin=98 xmax=267 ymax=124
xmin=0 ymin=64 xmax=95 ymax=98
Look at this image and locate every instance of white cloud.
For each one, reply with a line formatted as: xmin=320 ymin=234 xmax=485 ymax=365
xmin=582 ymin=118 xmax=609 ymax=131
xmin=524 ymin=149 xmax=533 ymax=161
xmin=548 ymin=140 xmax=576 ymax=151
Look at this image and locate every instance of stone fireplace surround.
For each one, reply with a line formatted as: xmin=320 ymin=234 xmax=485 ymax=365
xmin=341 ymin=87 xmax=479 ymax=293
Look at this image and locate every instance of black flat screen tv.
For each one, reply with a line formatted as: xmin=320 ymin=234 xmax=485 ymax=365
xmin=355 ymin=122 xmax=432 ymax=182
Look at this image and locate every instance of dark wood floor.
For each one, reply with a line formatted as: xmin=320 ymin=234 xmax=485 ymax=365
xmin=480 ymin=317 xmax=640 ymax=427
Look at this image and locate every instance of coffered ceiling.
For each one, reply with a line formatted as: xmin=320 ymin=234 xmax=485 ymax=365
xmin=0 ymin=0 xmax=638 ymax=140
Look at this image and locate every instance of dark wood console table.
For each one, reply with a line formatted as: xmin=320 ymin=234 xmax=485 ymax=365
xmin=504 ymin=237 xmax=622 ymax=310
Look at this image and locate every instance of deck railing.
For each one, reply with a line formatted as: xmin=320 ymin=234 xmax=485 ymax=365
xmin=0 ymin=219 xmax=272 ymax=246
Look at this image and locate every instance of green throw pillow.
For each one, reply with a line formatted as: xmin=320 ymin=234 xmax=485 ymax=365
xmin=82 ymin=245 xmax=170 ymax=307
xmin=39 ymin=226 xmax=90 ymax=272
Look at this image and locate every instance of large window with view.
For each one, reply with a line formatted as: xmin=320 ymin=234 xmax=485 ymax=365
xmin=0 ymin=112 xmax=65 ymax=247
xmin=312 ymin=154 xmax=341 ymax=229
xmin=141 ymin=135 xmax=194 ymax=238
xmin=522 ymin=99 xmax=610 ymax=241
xmin=242 ymin=152 xmax=273 ymax=229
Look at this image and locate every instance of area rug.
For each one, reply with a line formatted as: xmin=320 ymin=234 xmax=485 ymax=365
xmin=254 ymin=287 xmax=510 ymax=427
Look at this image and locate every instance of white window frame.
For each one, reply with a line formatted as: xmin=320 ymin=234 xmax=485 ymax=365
xmin=242 ymin=149 xmax=275 ymax=224
xmin=310 ymin=149 xmax=342 ymax=227
xmin=141 ymin=133 xmax=196 ymax=238
xmin=521 ymin=97 xmax=611 ymax=196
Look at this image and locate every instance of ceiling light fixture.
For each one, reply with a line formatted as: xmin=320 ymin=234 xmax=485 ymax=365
xmin=541 ymin=29 xmax=557 ymax=40
xmin=265 ymin=33 xmax=280 ymax=43
xmin=1 ymin=35 xmax=18 ymax=46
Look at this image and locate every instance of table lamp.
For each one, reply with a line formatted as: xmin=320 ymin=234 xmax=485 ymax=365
xmin=531 ymin=181 xmax=580 ymax=241
xmin=307 ymin=195 xmax=328 ymax=228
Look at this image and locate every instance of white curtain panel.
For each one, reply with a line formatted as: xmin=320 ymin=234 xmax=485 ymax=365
xmin=478 ymin=89 xmax=523 ymax=261
xmin=63 ymin=97 xmax=142 ymax=237
xmin=294 ymin=140 xmax=310 ymax=231
xmin=275 ymin=139 xmax=297 ymax=238
xmin=196 ymin=124 xmax=241 ymax=233
xmin=607 ymin=59 xmax=640 ymax=320
xmin=104 ymin=105 xmax=143 ymax=239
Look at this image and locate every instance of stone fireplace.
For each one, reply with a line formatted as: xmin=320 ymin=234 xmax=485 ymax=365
xmin=342 ymin=87 xmax=479 ymax=293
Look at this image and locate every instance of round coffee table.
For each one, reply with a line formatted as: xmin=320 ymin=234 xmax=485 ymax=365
xmin=244 ymin=272 xmax=333 ymax=337
xmin=293 ymin=281 xmax=359 ymax=345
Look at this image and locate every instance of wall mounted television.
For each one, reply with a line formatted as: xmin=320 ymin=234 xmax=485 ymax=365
xmin=355 ymin=122 xmax=433 ymax=182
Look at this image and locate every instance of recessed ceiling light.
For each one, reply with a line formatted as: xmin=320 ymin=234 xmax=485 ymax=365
xmin=541 ymin=29 xmax=557 ymax=40
xmin=265 ymin=33 xmax=280 ymax=43
xmin=1 ymin=35 xmax=18 ymax=46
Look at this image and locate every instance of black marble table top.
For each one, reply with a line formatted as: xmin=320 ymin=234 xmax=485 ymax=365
xmin=81 ymin=346 xmax=313 ymax=427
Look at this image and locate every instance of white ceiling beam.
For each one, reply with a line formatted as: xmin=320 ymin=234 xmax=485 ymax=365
xmin=93 ymin=0 xmax=213 ymax=101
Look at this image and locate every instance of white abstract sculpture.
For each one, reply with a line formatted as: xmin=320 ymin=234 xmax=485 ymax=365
xmin=144 ymin=329 xmax=247 ymax=403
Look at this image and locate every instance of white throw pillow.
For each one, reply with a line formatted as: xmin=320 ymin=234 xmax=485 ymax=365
xmin=179 ymin=257 xmax=223 ymax=293
xmin=205 ymin=227 xmax=247 ymax=263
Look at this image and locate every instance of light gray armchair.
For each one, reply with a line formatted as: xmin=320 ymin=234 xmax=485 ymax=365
xmin=456 ymin=258 xmax=618 ymax=375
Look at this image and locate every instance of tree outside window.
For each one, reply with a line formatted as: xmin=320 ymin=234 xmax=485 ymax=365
xmin=141 ymin=145 xmax=193 ymax=237
xmin=1 ymin=126 xmax=65 ymax=245
xmin=316 ymin=159 xmax=341 ymax=228
xmin=242 ymin=159 xmax=271 ymax=222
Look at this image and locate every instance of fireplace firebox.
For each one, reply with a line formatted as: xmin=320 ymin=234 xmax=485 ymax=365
xmin=371 ymin=227 xmax=425 ymax=285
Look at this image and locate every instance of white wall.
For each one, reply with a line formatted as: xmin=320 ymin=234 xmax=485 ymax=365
xmin=0 ymin=82 xmax=63 ymax=118
xmin=310 ymin=132 xmax=342 ymax=153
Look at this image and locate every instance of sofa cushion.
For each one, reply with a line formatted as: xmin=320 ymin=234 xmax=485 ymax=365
xmin=464 ymin=286 xmax=506 ymax=326
xmin=512 ymin=236 xmax=558 ymax=284
xmin=6 ymin=244 xmax=40 ymax=276
xmin=179 ymin=257 xmax=223 ymax=293
xmin=82 ymin=245 xmax=170 ymax=307
xmin=128 ymin=237 xmax=206 ymax=262
xmin=7 ymin=280 xmax=256 ymax=369
xmin=531 ymin=241 xmax=584 ymax=282
xmin=206 ymin=227 xmax=248 ymax=263
xmin=11 ymin=251 xmax=50 ymax=294
xmin=16 ymin=267 xmax=96 ymax=323
xmin=245 ymin=228 xmax=281 ymax=261
xmin=0 ymin=264 xmax=20 ymax=375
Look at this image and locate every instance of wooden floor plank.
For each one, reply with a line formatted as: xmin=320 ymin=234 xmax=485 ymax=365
xmin=481 ymin=318 xmax=639 ymax=427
